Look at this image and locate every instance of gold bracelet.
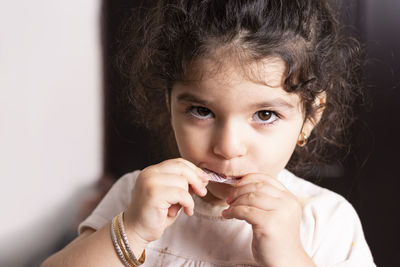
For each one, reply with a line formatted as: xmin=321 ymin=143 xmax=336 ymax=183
xmin=112 ymin=213 xmax=145 ymax=266
xmin=111 ymin=216 xmax=132 ymax=267
xmin=117 ymin=213 xmax=145 ymax=265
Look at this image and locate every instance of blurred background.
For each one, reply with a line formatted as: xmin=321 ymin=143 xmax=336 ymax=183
xmin=1 ymin=0 xmax=399 ymax=266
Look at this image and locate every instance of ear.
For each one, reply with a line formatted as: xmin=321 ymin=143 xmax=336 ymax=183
xmin=301 ymin=91 xmax=326 ymax=137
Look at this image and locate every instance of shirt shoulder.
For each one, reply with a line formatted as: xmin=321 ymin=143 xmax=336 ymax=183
xmin=78 ymin=170 xmax=140 ymax=234
xmin=279 ymin=169 xmax=360 ymax=240
xmin=279 ymin=169 xmax=375 ymax=266
xmin=279 ymin=169 xmax=349 ymax=209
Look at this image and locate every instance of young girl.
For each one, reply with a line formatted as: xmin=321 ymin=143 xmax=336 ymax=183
xmin=43 ymin=0 xmax=376 ymax=266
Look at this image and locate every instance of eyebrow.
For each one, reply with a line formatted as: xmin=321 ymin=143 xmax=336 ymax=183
xmin=253 ymin=98 xmax=295 ymax=110
xmin=176 ymin=92 xmax=295 ymax=110
xmin=176 ymin=92 xmax=210 ymax=106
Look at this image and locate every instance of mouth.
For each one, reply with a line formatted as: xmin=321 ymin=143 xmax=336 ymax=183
xmin=203 ymin=168 xmax=242 ymax=185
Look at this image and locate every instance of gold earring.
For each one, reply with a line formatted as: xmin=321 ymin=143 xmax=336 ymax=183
xmin=319 ymin=97 xmax=326 ymax=110
xmin=297 ymin=132 xmax=308 ymax=147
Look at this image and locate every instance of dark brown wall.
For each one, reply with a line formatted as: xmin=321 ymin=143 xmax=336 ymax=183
xmin=349 ymin=1 xmax=400 ymax=266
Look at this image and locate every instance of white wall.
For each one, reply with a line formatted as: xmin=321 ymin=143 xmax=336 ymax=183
xmin=0 ymin=1 xmax=103 ymax=266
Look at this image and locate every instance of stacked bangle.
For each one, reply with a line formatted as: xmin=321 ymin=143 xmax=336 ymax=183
xmin=110 ymin=212 xmax=145 ymax=266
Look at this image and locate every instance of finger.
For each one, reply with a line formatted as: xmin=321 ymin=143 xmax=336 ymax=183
xmin=154 ymin=162 xmax=208 ymax=196
xmin=158 ymin=172 xmax=208 ymax=197
xmin=222 ymin=205 xmax=267 ymax=226
xmin=235 ymin=173 xmax=287 ymax=191
xmin=228 ymin=192 xmax=281 ymax=211
xmin=174 ymin=158 xmax=210 ymax=181
xmin=160 ymin=158 xmax=209 ymax=182
xmin=159 ymin=186 xmax=195 ymax=216
xmin=227 ymin=182 xmax=283 ymax=204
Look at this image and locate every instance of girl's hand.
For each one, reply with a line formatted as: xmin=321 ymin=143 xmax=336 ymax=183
xmin=124 ymin=158 xmax=209 ymax=244
xmin=222 ymin=173 xmax=315 ymax=267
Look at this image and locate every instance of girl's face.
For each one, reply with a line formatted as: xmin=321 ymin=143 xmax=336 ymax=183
xmin=170 ymin=57 xmax=307 ymax=202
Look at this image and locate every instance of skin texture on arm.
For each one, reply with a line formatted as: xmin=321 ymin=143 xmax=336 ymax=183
xmin=41 ymin=226 xmax=147 ymax=267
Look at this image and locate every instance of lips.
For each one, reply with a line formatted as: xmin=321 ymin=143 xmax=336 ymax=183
xmin=203 ymin=168 xmax=242 ymax=185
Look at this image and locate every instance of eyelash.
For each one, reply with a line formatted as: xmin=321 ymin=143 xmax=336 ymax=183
xmin=184 ymin=105 xmax=281 ymax=126
xmin=185 ymin=106 xmax=214 ymax=120
xmin=252 ymin=110 xmax=280 ymax=125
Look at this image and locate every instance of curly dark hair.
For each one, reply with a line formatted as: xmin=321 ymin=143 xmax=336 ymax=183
xmin=118 ymin=0 xmax=363 ymax=177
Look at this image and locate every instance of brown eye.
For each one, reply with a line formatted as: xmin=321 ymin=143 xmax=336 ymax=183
xmin=196 ymin=107 xmax=211 ymax=116
xmin=257 ymin=111 xmax=272 ymax=121
xmin=253 ymin=110 xmax=278 ymax=124
xmin=189 ymin=106 xmax=213 ymax=119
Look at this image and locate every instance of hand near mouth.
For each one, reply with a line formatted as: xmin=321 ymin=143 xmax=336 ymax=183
xmin=222 ymin=173 xmax=315 ymax=267
xmin=124 ymin=158 xmax=209 ymax=244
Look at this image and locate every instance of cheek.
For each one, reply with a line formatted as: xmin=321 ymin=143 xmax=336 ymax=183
xmin=253 ymin=126 xmax=300 ymax=175
xmin=172 ymin=121 xmax=209 ymax=161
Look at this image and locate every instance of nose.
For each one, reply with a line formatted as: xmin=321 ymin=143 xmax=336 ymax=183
xmin=212 ymin=120 xmax=247 ymax=160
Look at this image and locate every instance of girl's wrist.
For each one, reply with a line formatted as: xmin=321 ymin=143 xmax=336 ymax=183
xmin=125 ymin=227 xmax=148 ymax=257
xmin=110 ymin=212 xmax=147 ymax=266
xmin=122 ymin=214 xmax=149 ymax=258
xmin=119 ymin=211 xmax=149 ymax=258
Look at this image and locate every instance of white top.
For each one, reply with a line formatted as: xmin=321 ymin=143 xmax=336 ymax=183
xmin=78 ymin=169 xmax=376 ymax=267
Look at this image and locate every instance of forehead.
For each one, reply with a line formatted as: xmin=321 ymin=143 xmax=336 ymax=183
xmin=173 ymin=57 xmax=302 ymax=110
xmin=182 ymin=56 xmax=287 ymax=88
